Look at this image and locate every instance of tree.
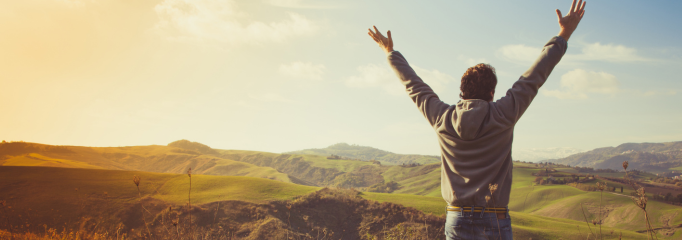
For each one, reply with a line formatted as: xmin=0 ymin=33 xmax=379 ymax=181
xmin=665 ymin=192 xmax=673 ymax=201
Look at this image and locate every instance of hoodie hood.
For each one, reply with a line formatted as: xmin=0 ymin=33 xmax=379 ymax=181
xmin=454 ymin=100 xmax=490 ymax=140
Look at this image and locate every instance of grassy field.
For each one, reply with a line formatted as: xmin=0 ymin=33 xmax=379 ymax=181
xmin=0 ymin=166 xmax=318 ymax=206
xmin=1 ymin=143 xmax=293 ymax=183
xmin=510 ymin=211 xmax=648 ymax=239
xmin=295 ymin=154 xmax=374 ymax=172
xmin=0 ymin=166 xmax=319 ymax=232
xmin=3 ymin=153 xmax=105 ymax=169
xmin=2 ymin=165 xmax=678 ymax=239
xmin=3 ymin=142 xmax=681 ymax=239
xmin=392 ymin=167 xmax=441 ymax=197
xmin=154 ymin=174 xmax=320 ymax=204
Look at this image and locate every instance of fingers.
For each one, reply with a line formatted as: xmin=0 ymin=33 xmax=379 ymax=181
xmin=579 ymin=1 xmax=587 ymax=16
xmin=556 ymin=9 xmax=562 ymax=20
xmin=575 ymin=0 xmax=582 ymax=13
xmin=373 ymin=26 xmax=382 ymax=37
xmin=387 ymin=30 xmax=393 ymax=49
xmin=368 ymin=28 xmax=381 ymax=41
xmin=368 ymin=32 xmax=378 ymax=42
xmin=367 ymin=29 xmax=376 ymax=41
xmin=569 ymin=0 xmax=576 ymax=14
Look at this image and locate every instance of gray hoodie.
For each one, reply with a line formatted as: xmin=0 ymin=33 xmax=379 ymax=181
xmin=387 ymin=36 xmax=567 ymax=207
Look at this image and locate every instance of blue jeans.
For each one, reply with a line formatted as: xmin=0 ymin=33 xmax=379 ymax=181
xmin=444 ymin=208 xmax=513 ymax=240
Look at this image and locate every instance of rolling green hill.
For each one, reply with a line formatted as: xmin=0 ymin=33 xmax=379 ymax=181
xmin=0 ymin=166 xmax=319 ymax=237
xmin=286 ymin=142 xmax=440 ymax=165
xmin=0 ymin=166 xmax=665 ymax=239
xmin=0 ymin=141 xmax=291 ymax=183
xmin=3 ymin=141 xmax=682 ymax=238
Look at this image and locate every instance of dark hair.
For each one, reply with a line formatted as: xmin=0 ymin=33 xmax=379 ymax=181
xmin=459 ymin=63 xmax=497 ymax=101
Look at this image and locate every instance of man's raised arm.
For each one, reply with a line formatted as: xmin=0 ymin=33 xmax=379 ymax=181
xmin=494 ymin=0 xmax=586 ymax=123
xmin=368 ymin=26 xmax=448 ymax=127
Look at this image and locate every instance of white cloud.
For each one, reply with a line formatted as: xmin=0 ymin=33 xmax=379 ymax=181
xmin=541 ymin=89 xmax=588 ymax=100
xmin=412 ymin=66 xmax=456 ymax=93
xmin=498 ymin=42 xmax=649 ymax=64
xmin=345 ymin=64 xmax=455 ymax=96
xmin=457 ymin=55 xmax=489 ymax=68
xmin=559 ymin=69 xmax=619 ymax=94
xmin=496 ymin=44 xmax=541 ymax=63
xmin=543 ymin=69 xmax=677 ymax=99
xmin=624 ymin=89 xmax=677 ymax=97
xmin=266 ymin=0 xmax=339 ymax=9
xmin=278 ymin=62 xmax=326 ymax=80
xmin=345 ymin=64 xmax=401 ymax=95
xmin=571 ymin=42 xmax=647 ymax=62
xmin=154 ymin=0 xmax=318 ymax=45
xmin=542 ymin=69 xmax=619 ymax=99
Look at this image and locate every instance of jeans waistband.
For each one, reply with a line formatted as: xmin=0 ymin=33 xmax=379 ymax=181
xmin=446 ymin=206 xmax=508 ymax=213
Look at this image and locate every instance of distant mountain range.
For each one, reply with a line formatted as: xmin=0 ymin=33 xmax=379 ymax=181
xmin=548 ymin=141 xmax=682 ymax=173
xmin=512 ymin=147 xmax=584 ymax=162
xmin=285 ymin=143 xmax=441 ymax=165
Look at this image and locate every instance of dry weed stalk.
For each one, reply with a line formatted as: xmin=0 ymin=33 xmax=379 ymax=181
xmin=576 ymin=225 xmax=584 ymax=240
xmin=0 ymin=200 xmax=12 ymax=240
xmin=522 ymin=182 xmax=535 ymax=212
xmin=596 ymin=181 xmax=607 ymax=240
xmin=579 ymin=202 xmax=595 ymax=238
xmin=622 ymin=161 xmax=658 ymax=239
xmin=187 ymin=167 xmax=193 ymax=240
xmin=172 ymin=215 xmax=180 ymax=239
xmin=132 ymin=175 xmax=152 ymax=238
xmin=212 ymin=196 xmax=222 ymax=230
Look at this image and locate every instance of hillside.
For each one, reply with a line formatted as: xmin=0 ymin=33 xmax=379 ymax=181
xmin=218 ymin=149 xmax=445 ymax=194
xmin=0 ymin=141 xmax=436 ymax=190
xmin=220 ymin=148 xmax=682 ymax=237
xmin=0 ymin=166 xmax=444 ymax=239
xmin=3 ymin=140 xmax=682 ymax=238
xmin=548 ymin=141 xmax=682 ymax=173
xmin=0 ymin=166 xmax=657 ymax=239
xmin=0 ymin=141 xmax=291 ymax=183
xmin=285 ymin=143 xmax=440 ymax=165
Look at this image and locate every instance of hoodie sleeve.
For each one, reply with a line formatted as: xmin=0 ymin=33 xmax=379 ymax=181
xmin=388 ymin=51 xmax=449 ymax=127
xmin=493 ymin=36 xmax=567 ymax=124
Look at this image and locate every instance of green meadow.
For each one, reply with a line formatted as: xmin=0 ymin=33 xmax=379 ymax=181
xmin=1 ymin=141 xmax=681 ymax=239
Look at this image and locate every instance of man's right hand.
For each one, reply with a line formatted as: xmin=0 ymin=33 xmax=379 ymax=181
xmin=368 ymin=26 xmax=394 ymax=54
xmin=556 ymin=0 xmax=586 ymax=41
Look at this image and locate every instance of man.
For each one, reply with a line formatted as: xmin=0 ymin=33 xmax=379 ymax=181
xmin=368 ymin=0 xmax=586 ymax=239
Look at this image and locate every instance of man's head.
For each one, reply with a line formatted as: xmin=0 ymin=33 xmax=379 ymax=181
xmin=460 ymin=63 xmax=497 ymax=102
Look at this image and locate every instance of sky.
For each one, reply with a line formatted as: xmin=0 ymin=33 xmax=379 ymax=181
xmin=1 ymin=0 xmax=681 ymax=158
